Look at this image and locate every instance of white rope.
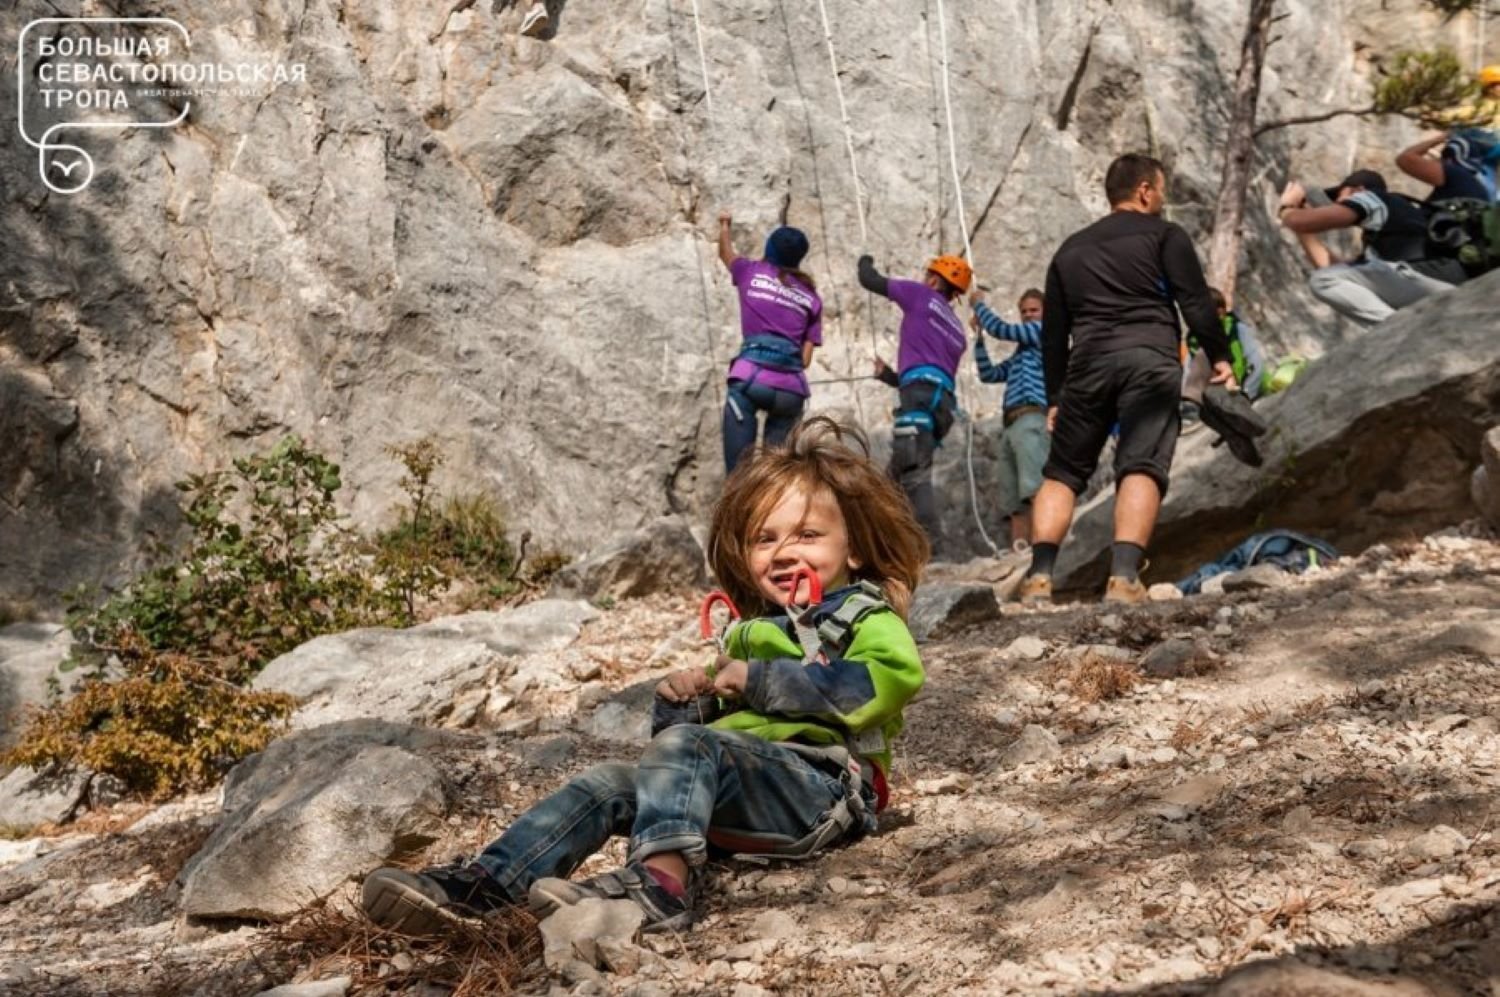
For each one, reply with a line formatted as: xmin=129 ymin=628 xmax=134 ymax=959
xmin=933 ymin=0 xmax=1002 ymax=559
xmin=689 ymin=0 xmax=714 ymax=117
xmin=1479 ymin=2 xmax=1488 ymax=71
xmin=682 ymin=0 xmax=724 ymax=412
xmin=814 ymin=0 xmax=868 ymax=247
xmin=814 ymin=0 xmax=892 ymax=357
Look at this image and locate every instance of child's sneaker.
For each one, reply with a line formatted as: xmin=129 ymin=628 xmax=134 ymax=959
xmin=361 ymin=860 xmax=514 ymax=935
xmin=529 ymin=861 xmax=694 ymax=931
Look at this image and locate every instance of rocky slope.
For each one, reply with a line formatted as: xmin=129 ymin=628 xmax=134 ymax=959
xmin=0 ymin=0 xmax=1488 ymax=600
xmin=1 ymin=523 xmax=1496 ymax=996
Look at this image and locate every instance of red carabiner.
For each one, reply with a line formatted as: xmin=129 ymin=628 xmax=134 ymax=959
xmin=698 ymin=590 xmax=741 ymax=650
xmin=786 ymin=567 xmax=823 ymax=613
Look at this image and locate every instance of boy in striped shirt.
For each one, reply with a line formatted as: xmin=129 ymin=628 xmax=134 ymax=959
xmin=970 ymin=288 xmax=1049 ymax=546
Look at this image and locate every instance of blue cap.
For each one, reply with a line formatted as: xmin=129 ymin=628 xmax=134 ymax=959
xmin=764 ymin=227 xmax=810 ymax=269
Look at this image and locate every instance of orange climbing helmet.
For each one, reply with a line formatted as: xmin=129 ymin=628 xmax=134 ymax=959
xmin=1480 ymin=64 xmax=1500 ymax=88
xmin=926 ymin=254 xmax=973 ymax=294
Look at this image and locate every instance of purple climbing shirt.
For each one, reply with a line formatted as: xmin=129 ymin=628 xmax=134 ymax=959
xmin=886 ymin=278 xmax=966 ymax=379
xmin=726 ymin=258 xmax=823 ymax=397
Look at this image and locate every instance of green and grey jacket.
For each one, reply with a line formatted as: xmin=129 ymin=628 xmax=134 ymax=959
xmin=710 ymin=582 xmax=924 ymax=809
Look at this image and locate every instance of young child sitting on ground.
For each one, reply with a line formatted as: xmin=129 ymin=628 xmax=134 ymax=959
xmin=361 ymin=417 xmax=928 ymax=933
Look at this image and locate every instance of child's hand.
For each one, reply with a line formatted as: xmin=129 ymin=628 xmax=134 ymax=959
xmin=657 ymin=667 xmax=713 ymax=703
xmin=712 ymin=658 xmax=750 ymax=697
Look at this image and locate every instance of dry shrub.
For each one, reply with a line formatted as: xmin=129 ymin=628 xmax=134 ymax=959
xmin=1170 ymin=714 xmax=1211 ymax=751
xmin=271 ymin=894 xmax=544 ymax=996
xmin=1060 ymin=651 xmax=1141 ymax=703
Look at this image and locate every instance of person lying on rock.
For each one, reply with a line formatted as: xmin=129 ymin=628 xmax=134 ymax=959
xmin=361 ymin=416 xmax=927 ymax=934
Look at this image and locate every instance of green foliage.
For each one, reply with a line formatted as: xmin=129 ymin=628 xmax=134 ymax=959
xmin=73 ymin=436 xmax=389 ymax=678
xmin=19 ymin=435 xmax=552 ymax=801
xmin=1374 ymin=47 xmax=1480 ymax=126
xmin=5 ymin=632 xmax=295 ymax=799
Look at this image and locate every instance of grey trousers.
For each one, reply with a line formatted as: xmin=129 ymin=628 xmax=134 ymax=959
xmin=1308 ymin=260 xmax=1457 ymax=327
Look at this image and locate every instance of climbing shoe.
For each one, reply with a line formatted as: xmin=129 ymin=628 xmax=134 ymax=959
xmin=1018 ymin=574 xmax=1053 ymax=605
xmin=1213 ymin=430 xmax=1264 ymax=468
xmin=529 ymin=861 xmax=695 ymax=932
xmin=1102 ymin=576 xmax=1149 ymax=606
xmin=361 ymin=861 xmax=514 ymax=935
xmin=1200 ymin=384 xmax=1268 ymax=439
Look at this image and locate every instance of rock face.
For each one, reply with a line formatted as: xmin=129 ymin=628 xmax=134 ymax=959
xmin=177 ymin=721 xmax=454 ymax=920
xmin=0 ymin=766 xmax=92 ymax=829
xmin=0 ymin=0 xmax=1476 ymax=599
xmin=252 ymin=600 xmax=596 ymax=728
xmin=1057 ymin=273 xmax=1500 ymax=590
xmin=1473 ymin=426 xmax=1500 ymax=532
xmin=0 ymin=623 xmax=75 ymax=749
xmin=550 ymin=516 xmax=707 ymax=601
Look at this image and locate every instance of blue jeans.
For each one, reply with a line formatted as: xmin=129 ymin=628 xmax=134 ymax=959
xmin=472 ymin=726 xmax=870 ymax=901
xmin=723 ymin=379 xmax=806 ymax=473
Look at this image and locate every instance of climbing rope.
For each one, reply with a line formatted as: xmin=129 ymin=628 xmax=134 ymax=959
xmin=683 ymin=0 xmax=724 ymax=412
xmin=814 ymin=0 xmax=892 ymax=353
xmin=932 ymin=0 xmax=1003 ymax=559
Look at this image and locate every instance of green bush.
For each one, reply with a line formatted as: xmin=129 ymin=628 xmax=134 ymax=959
xmin=14 ymin=435 xmax=558 ymax=801
xmin=71 ymin=436 xmax=391 ymax=678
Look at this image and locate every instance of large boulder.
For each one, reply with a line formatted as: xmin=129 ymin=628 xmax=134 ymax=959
xmin=0 ymin=765 xmax=92 ymax=829
xmin=1472 ymin=425 xmax=1500 ymax=532
xmin=253 ymin=600 xmax=596 ymax=728
xmin=0 ymin=622 xmax=75 ymax=749
xmin=177 ymin=721 xmax=457 ymax=921
xmin=908 ymin=583 xmax=1001 ymax=642
xmin=550 ymin=516 xmax=707 ymax=601
xmin=1057 ymin=273 xmax=1500 ymax=590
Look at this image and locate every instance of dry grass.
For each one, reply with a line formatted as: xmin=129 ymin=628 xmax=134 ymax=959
xmin=1059 ymin=651 xmax=1141 ymax=704
xmin=269 ymin=893 xmax=544 ymax=996
xmin=1169 ymin=712 xmax=1212 ymax=751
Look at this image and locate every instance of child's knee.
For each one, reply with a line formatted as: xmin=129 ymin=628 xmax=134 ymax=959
xmin=645 ymin=723 xmax=716 ymax=760
xmin=576 ymin=761 xmax=637 ymax=798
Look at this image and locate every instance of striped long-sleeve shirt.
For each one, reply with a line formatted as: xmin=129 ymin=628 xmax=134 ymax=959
xmin=972 ymin=302 xmax=1047 ymax=411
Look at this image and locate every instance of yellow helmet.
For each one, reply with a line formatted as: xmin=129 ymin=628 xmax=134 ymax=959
xmin=926 ymin=254 xmax=973 ymax=293
xmin=1480 ymin=64 xmax=1500 ymax=88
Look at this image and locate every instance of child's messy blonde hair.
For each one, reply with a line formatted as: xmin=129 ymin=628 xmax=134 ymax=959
xmin=708 ymin=417 xmax=928 ymax=619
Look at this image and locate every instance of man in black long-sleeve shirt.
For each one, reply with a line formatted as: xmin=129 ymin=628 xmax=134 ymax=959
xmin=1021 ymin=154 xmax=1238 ymax=605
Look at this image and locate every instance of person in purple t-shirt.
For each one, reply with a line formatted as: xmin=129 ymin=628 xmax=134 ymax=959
xmin=856 ymin=252 xmax=972 ymax=548
xmin=718 ymin=213 xmax=824 ymax=474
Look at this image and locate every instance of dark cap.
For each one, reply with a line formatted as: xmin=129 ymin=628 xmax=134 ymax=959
xmin=1323 ymin=169 xmax=1387 ymax=201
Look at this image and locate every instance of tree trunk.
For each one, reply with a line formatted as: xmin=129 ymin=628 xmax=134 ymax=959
xmin=1205 ymin=0 xmax=1279 ymax=304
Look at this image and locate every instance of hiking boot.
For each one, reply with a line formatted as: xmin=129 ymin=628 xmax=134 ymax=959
xmin=1102 ymin=576 xmax=1148 ymax=605
xmin=1214 ymin=430 xmax=1264 ymax=468
xmin=529 ymin=861 xmax=694 ymax=932
xmin=1017 ymin=574 xmax=1053 ymax=605
xmin=1200 ymin=384 xmax=1268 ymax=439
xmin=361 ymin=861 xmax=514 ymax=935
xmin=519 ymin=1 xmax=549 ymax=36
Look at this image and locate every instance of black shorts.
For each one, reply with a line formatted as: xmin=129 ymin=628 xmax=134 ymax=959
xmin=1043 ymin=346 xmax=1181 ymax=496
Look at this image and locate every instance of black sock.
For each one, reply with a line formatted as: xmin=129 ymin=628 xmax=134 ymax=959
xmin=1110 ymin=542 xmax=1147 ymax=582
xmin=1028 ymin=542 xmax=1059 ymax=578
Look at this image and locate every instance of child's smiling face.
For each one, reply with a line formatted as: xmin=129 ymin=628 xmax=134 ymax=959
xmin=749 ymin=482 xmax=860 ymax=607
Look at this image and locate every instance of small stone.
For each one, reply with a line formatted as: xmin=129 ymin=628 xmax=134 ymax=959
xmin=826 ymin=876 xmax=850 ymax=894
xmin=1206 ymin=753 xmax=1227 ymax=772
xmin=1201 ymin=575 xmax=1227 ymax=597
xmin=1148 ymin=583 xmax=1183 ymax=602
xmin=1280 ymin=805 xmax=1314 ymax=835
xmin=1214 ymin=623 xmax=1233 ymax=637
xmin=749 ymin=909 xmax=799 ymax=940
xmin=540 ymin=898 xmax=643 ymax=970
xmin=915 ymin=773 xmax=972 ymax=795
xmin=1150 ymin=747 xmax=1178 ymax=765
xmin=1221 ymin=564 xmax=1290 ymax=592
xmin=997 ymin=725 xmax=1061 ymax=769
xmin=1195 ymin=936 xmax=1222 ymax=960
xmin=1238 ymin=736 xmax=1258 ymax=750
xmin=568 ymin=659 xmax=603 ymax=682
xmin=252 ymin=978 xmax=353 ymax=997
xmin=1404 ymin=825 xmax=1468 ymax=861
xmin=1003 ymin=636 xmax=1047 ymax=661
xmin=1342 ymin=837 xmax=1389 ymax=859
xmin=1087 ymin=746 xmax=1133 ymax=772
